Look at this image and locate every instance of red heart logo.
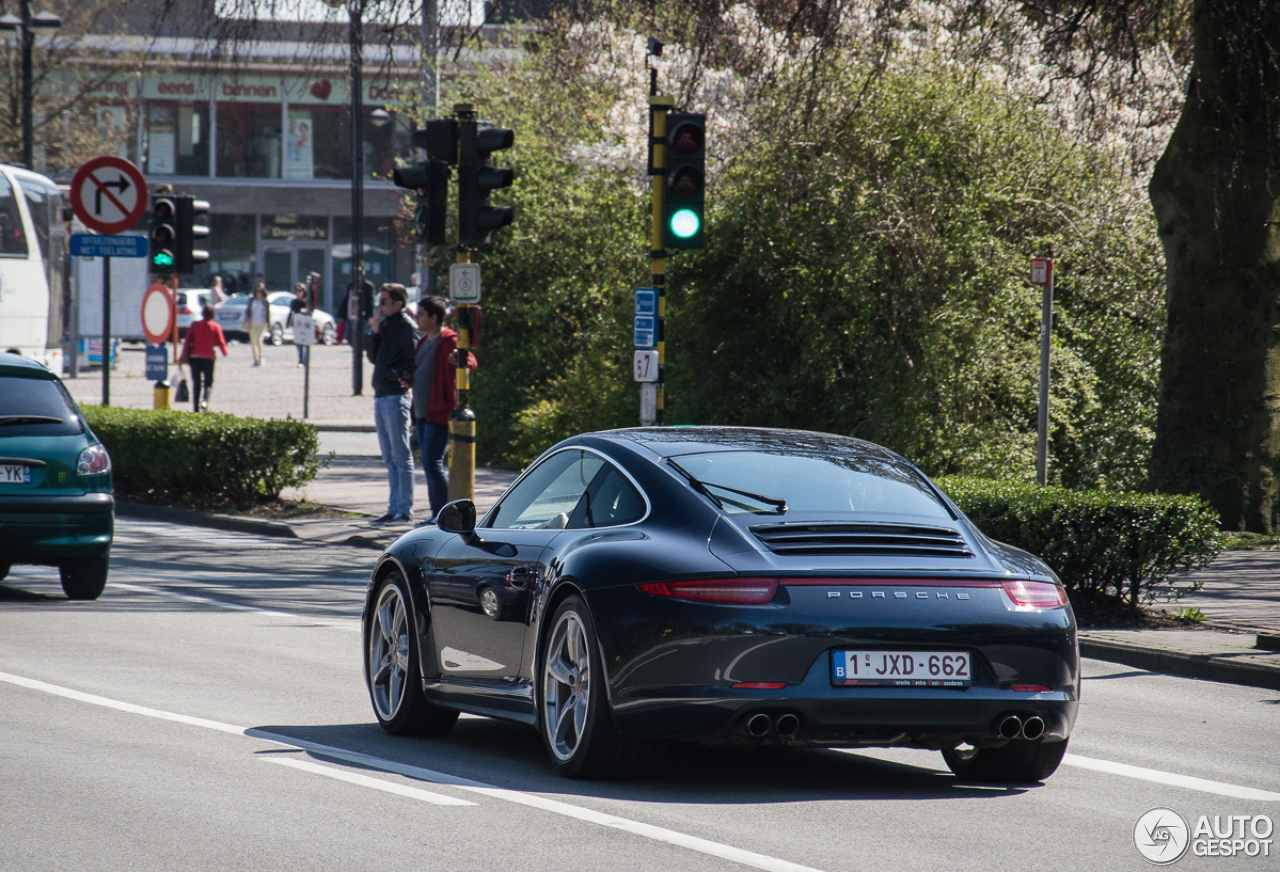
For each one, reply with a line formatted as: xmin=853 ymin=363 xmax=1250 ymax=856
xmin=310 ymin=80 xmax=332 ymax=100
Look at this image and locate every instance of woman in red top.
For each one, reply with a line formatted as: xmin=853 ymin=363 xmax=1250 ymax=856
xmin=180 ymin=304 xmax=229 ymax=411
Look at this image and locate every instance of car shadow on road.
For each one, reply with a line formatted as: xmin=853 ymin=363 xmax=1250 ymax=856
xmin=250 ymin=717 xmax=1035 ymax=805
xmin=0 ymin=583 xmax=61 ymax=602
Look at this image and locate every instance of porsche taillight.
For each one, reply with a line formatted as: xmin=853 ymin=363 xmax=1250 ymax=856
xmin=638 ymin=578 xmax=778 ymax=604
xmin=1001 ymin=579 xmax=1068 ymax=607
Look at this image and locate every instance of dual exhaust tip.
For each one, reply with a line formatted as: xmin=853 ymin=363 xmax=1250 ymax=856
xmin=745 ymin=711 xmax=800 ymax=739
xmin=998 ymin=713 xmax=1045 ymax=741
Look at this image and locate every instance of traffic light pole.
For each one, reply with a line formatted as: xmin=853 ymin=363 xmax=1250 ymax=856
xmin=449 ymin=254 xmax=477 ymax=504
xmin=648 ymin=95 xmax=674 ymax=426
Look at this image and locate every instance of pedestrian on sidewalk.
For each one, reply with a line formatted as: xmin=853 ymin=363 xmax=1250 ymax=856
xmin=288 ymin=282 xmax=309 ymax=367
xmin=406 ymin=296 xmax=477 ymax=526
xmin=179 ymin=304 xmax=229 ymax=412
xmin=366 ymin=283 xmax=416 ymax=526
xmin=245 ymin=283 xmax=270 ymax=366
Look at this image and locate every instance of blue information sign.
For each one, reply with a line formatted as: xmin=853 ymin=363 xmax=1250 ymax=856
xmin=145 ymin=343 xmax=169 ymax=382
xmin=70 ymin=233 xmax=148 ymax=259
xmin=634 ymin=315 xmax=656 ymax=349
xmin=635 ymin=287 xmax=658 ymax=317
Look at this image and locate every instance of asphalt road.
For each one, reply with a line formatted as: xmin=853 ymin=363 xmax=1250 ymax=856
xmin=2 ymin=520 xmax=1278 ymax=872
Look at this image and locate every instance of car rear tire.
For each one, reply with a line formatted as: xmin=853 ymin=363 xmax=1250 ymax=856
xmin=269 ymin=323 xmax=284 ymax=346
xmin=59 ymin=556 xmax=108 ymax=600
xmin=366 ymin=571 xmax=459 ymax=737
xmin=322 ymin=323 xmax=336 ymax=346
xmin=539 ymin=595 xmax=650 ymax=779
xmin=942 ymin=737 xmax=1068 ymax=785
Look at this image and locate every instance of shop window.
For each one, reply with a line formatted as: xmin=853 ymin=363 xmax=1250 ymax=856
xmin=216 ymin=104 xmax=282 ymax=178
xmin=194 ymin=214 xmax=258 ymax=293
xmin=95 ymin=105 xmax=135 ymax=162
xmin=145 ymin=103 xmax=210 ymax=176
xmin=280 ymin=107 xmax=400 ymax=180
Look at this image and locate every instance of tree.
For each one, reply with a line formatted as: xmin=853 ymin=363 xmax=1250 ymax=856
xmin=0 ymin=0 xmax=148 ymax=172
xmin=1143 ymin=1 xmax=1280 ymax=532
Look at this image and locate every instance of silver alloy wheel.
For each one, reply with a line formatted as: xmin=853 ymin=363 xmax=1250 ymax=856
xmin=543 ymin=610 xmax=590 ymax=761
xmin=369 ymin=583 xmax=411 ymax=721
xmin=480 ymin=587 xmax=500 ymax=619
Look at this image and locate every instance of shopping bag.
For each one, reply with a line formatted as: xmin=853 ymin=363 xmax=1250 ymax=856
xmin=175 ymin=378 xmax=190 ymax=403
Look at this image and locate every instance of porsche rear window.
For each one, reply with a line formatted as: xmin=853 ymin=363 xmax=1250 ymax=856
xmin=668 ymin=450 xmax=950 ymax=518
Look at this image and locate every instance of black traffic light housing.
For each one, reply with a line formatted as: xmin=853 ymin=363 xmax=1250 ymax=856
xmin=662 ymin=112 xmax=706 ymax=249
xmin=393 ymin=158 xmax=448 ymax=246
xmin=175 ymin=196 xmax=210 ymax=275
xmin=458 ymin=121 xmax=514 ymax=249
xmin=150 ymin=193 xmax=176 ymax=277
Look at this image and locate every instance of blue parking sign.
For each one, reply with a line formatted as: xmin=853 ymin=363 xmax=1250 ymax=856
xmin=635 ymin=287 xmax=658 ymax=317
xmin=145 ymin=343 xmax=169 ymax=381
xmin=634 ymin=316 xmax=656 ymax=349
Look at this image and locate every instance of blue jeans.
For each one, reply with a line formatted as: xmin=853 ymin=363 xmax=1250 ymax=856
xmin=374 ymin=393 xmax=414 ymax=516
xmin=416 ymin=419 xmax=450 ymax=518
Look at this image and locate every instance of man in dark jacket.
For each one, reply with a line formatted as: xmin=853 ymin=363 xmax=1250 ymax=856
xmin=365 ymin=283 xmax=416 ymax=525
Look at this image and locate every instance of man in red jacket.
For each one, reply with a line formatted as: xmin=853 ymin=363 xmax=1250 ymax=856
xmin=408 ymin=296 xmax=476 ymax=525
xmin=180 ymin=304 xmax=229 ymax=412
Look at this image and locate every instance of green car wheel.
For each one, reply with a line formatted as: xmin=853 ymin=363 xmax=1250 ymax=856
xmin=60 ymin=556 xmax=109 ymax=600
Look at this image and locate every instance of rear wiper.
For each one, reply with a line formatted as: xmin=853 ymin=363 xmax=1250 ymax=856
xmin=0 ymin=415 xmax=62 ymax=427
xmin=668 ymin=461 xmax=788 ymax=514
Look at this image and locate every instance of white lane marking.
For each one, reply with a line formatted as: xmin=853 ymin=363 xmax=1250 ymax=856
xmin=0 ymin=671 xmax=826 ymax=872
xmin=266 ymin=757 xmax=475 ymax=806
xmin=1063 ymin=754 xmax=1280 ymax=802
xmin=107 ymin=582 xmax=361 ymax=632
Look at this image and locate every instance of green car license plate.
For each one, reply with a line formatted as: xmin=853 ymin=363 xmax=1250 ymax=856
xmin=832 ymin=650 xmax=972 ymax=687
xmin=0 ymin=463 xmax=32 ymax=484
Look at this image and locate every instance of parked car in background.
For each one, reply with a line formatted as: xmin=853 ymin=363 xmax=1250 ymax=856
xmin=176 ymin=289 xmax=213 ymax=338
xmin=214 ymin=291 xmax=336 ymax=346
xmin=0 ymin=353 xmax=113 ymax=600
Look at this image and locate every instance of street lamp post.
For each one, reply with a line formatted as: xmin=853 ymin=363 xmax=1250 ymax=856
xmin=0 ymin=1 xmax=62 ymax=169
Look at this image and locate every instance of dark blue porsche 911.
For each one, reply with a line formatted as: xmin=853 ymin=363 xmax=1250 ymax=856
xmin=362 ymin=427 xmax=1078 ymax=783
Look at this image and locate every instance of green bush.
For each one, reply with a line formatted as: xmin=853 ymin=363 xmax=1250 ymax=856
xmin=936 ymin=477 xmax=1223 ymax=608
xmin=82 ymin=406 xmax=328 ymax=509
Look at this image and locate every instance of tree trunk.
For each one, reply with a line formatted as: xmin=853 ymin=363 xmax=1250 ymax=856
xmin=1148 ymin=0 xmax=1280 ymax=532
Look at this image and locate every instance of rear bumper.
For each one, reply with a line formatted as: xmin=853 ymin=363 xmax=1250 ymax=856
xmin=587 ymin=581 xmax=1079 ymax=748
xmin=610 ymin=682 xmax=1078 ymax=748
xmin=0 ymin=492 xmax=114 ymax=563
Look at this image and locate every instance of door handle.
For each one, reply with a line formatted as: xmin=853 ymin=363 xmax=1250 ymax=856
xmin=506 ymin=567 xmax=538 ymax=589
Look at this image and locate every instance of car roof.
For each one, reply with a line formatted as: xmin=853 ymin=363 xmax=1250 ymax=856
xmin=0 ymin=352 xmax=57 ymax=379
xmin=588 ymin=426 xmax=901 ymax=462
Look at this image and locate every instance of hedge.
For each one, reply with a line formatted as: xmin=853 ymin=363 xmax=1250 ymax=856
xmin=81 ymin=406 xmax=329 ymax=509
xmin=935 ymin=476 xmax=1223 ymax=608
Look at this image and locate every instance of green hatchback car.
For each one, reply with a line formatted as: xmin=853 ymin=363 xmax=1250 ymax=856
xmin=0 ymin=353 xmax=113 ymax=599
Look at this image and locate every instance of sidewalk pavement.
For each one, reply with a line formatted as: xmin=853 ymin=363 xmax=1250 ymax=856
xmin=68 ymin=345 xmax=1280 ymax=693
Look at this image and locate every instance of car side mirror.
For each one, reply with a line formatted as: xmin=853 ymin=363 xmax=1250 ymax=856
xmin=437 ymin=499 xmax=477 ymax=535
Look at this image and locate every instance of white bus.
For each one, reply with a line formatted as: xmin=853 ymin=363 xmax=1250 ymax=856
xmin=0 ymin=163 xmax=65 ymax=371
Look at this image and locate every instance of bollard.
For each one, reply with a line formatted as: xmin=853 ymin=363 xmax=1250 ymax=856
xmin=153 ymin=380 xmax=171 ymax=409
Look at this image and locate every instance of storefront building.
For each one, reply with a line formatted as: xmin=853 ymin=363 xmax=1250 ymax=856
xmin=75 ymin=59 xmax=417 ymax=314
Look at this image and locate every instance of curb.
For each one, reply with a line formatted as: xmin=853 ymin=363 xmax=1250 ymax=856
xmin=1080 ymin=638 xmax=1280 ymax=692
xmin=117 ymin=501 xmax=300 ymax=539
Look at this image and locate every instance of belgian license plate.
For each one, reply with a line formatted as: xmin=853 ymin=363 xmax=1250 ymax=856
xmin=0 ymin=464 xmax=32 ymax=484
xmin=832 ymin=650 xmax=971 ymax=687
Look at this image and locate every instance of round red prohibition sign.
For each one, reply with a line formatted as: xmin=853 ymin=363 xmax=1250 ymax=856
xmin=141 ymin=282 xmax=175 ymax=346
xmin=71 ymin=157 xmax=148 ymax=235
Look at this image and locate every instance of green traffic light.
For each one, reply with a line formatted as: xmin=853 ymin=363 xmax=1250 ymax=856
xmin=153 ymin=252 xmax=174 ymax=268
xmin=669 ymin=208 xmax=700 ymax=239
